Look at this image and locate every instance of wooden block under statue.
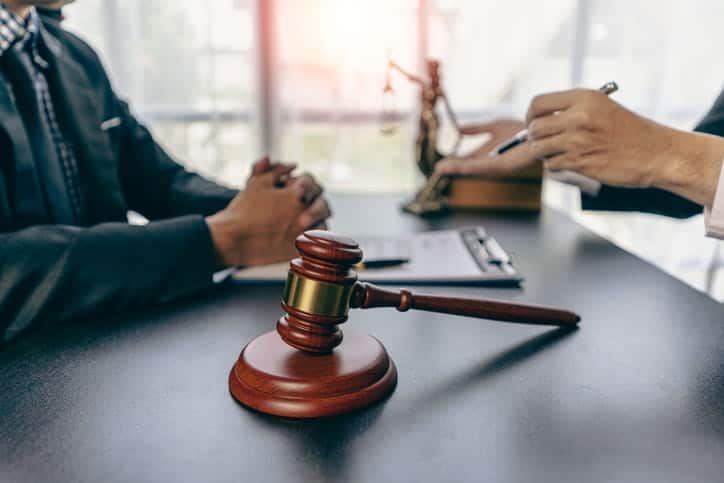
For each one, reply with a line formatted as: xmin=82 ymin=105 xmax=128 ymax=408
xmin=447 ymin=162 xmax=543 ymax=212
xmin=402 ymin=162 xmax=543 ymax=216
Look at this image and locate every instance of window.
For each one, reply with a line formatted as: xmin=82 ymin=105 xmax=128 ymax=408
xmin=63 ymin=0 xmax=724 ymax=188
xmin=273 ymin=0 xmax=420 ymax=191
xmin=64 ymin=0 xmax=257 ymax=187
xmin=63 ymin=0 xmax=587 ymax=191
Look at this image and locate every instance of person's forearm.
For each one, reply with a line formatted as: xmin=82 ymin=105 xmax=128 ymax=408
xmin=652 ymin=129 xmax=724 ymax=207
xmin=0 ymin=216 xmax=218 ymax=344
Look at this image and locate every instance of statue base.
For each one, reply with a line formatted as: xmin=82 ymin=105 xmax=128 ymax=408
xmin=401 ymin=173 xmax=451 ymax=215
xmin=401 ymin=198 xmax=448 ymax=216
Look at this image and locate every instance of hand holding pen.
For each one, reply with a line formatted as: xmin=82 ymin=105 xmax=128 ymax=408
xmin=435 ymin=82 xmax=621 ymax=179
xmin=491 ymin=82 xmax=618 ymax=156
xmin=488 ymin=80 xmax=724 ymax=205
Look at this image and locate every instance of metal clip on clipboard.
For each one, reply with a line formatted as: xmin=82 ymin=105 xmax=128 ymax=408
xmin=460 ymin=227 xmax=517 ymax=276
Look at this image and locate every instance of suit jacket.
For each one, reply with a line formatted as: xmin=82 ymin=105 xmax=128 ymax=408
xmin=0 ymin=16 xmax=237 ymax=343
xmin=581 ymin=88 xmax=724 ymax=218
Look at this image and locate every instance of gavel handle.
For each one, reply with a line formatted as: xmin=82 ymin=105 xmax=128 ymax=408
xmin=350 ymin=282 xmax=580 ymax=326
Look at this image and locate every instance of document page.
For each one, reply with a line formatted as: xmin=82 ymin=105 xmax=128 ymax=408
xmin=230 ymin=228 xmax=521 ymax=285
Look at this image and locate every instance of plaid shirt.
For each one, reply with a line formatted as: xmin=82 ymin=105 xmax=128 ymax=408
xmin=0 ymin=4 xmax=85 ymax=223
xmin=0 ymin=4 xmax=27 ymax=52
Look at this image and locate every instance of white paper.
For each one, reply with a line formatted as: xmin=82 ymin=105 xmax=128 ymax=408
xmin=230 ymin=228 xmax=521 ymax=285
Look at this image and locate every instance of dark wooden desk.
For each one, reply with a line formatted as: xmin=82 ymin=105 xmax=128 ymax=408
xmin=2 ymin=194 xmax=723 ymax=483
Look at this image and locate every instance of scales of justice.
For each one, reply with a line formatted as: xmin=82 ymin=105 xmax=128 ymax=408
xmin=228 ymin=231 xmax=579 ymax=418
xmin=382 ymin=58 xmax=543 ymax=215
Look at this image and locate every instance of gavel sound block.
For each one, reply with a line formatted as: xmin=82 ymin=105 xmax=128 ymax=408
xmin=228 ymin=231 xmax=580 ymax=419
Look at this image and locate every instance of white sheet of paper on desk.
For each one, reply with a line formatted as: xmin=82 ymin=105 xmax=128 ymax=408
xmin=230 ymin=228 xmax=521 ymax=285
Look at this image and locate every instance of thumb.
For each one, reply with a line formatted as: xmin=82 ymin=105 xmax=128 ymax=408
xmin=458 ymin=121 xmax=500 ymax=136
xmin=436 ymin=155 xmax=516 ymax=177
xmin=435 ymin=157 xmax=478 ymax=175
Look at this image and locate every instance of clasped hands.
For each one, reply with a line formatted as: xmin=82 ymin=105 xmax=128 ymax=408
xmin=207 ymin=157 xmax=331 ymax=268
xmin=436 ymin=88 xmax=724 ymax=208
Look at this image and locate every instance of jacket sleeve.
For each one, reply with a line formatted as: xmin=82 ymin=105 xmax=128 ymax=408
xmin=114 ymin=97 xmax=239 ymax=220
xmin=0 ymin=22 xmax=237 ymax=346
xmin=581 ymin=185 xmax=702 ymax=219
xmin=693 ymin=88 xmax=724 ymax=137
xmin=0 ymin=215 xmax=219 ymax=344
xmin=579 ymin=89 xmax=724 ymax=218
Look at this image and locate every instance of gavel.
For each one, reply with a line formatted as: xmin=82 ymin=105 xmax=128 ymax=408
xmin=229 ymin=230 xmax=580 ymax=418
xmin=277 ymin=230 xmax=580 ymax=354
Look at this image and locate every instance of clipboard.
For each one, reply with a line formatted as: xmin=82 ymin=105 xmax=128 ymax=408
xmin=229 ymin=227 xmax=522 ymax=286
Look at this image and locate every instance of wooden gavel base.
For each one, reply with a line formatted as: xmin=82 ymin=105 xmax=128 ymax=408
xmin=229 ymin=331 xmax=397 ymax=418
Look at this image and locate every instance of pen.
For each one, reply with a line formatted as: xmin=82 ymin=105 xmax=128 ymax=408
xmin=490 ymin=81 xmax=619 ymax=156
xmin=356 ymin=258 xmax=410 ymax=270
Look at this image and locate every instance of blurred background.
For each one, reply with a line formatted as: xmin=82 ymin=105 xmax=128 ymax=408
xmin=63 ymin=0 xmax=723 ymax=300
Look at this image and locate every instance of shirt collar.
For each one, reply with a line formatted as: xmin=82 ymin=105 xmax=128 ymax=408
xmin=0 ymin=4 xmax=39 ymax=56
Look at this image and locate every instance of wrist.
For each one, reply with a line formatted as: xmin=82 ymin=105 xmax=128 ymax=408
xmin=205 ymin=213 xmax=237 ymax=268
xmin=652 ymin=129 xmax=724 ymax=207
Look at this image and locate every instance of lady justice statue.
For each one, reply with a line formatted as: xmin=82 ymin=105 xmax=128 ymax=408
xmin=383 ymin=58 xmax=462 ymax=215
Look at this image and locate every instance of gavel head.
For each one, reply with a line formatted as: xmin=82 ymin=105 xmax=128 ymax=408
xmin=276 ymin=231 xmax=363 ymax=353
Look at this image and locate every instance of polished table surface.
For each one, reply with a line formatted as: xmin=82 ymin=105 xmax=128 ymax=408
xmin=2 ymin=194 xmax=724 ymax=483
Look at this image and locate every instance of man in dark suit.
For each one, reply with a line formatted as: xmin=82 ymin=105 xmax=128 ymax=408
xmin=0 ymin=1 xmax=331 ymax=343
xmin=436 ymin=91 xmax=724 ymax=223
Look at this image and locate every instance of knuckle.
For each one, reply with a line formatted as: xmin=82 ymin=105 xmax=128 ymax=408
xmin=545 ymin=155 xmax=566 ymax=170
xmin=570 ymin=132 xmax=589 ymax=149
xmin=582 ymin=89 xmax=604 ymax=106
xmin=529 ymin=95 xmax=545 ymax=115
xmin=299 ymin=172 xmax=313 ymax=182
xmin=287 ymin=191 xmax=306 ymax=208
xmin=298 ymin=178 xmax=313 ymax=192
xmin=531 ymin=94 xmax=545 ymax=109
xmin=529 ymin=140 xmax=545 ymax=158
xmin=302 ymin=175 xmax=321 ymax=192
xmin=544 ymin=160 xmax=560 ymax=171
xmin=528 ymin=120 xmax=543 ymax=139
xmin=292 ymin=183 xmax=306 ymax=198
xmin=299 ymin=214 xmax=312 ymax=229
xmin=571 ymin=110 xmax=592 ymax=128
xmin=574 ymin=88 xmax=595 ymax=101
xmin=318 ymin=198 xmax=331 ymax=216
xmin=307 ymin=202 xmax=320 ymax=216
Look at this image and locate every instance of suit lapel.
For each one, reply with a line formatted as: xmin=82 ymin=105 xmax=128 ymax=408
xmin=41 ymin=26 xmax=126 ymax=221
xmin=0 ymin=70 xmax=48 ymax=225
